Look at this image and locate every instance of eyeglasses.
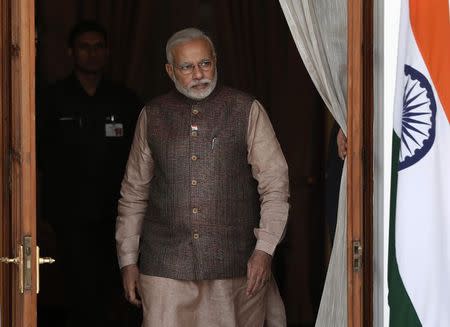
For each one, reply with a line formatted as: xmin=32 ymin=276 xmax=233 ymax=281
xmin=173 ymin=59 xmax=213 ymax=75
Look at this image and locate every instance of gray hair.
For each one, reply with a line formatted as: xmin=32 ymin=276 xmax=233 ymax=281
xmin=166 ymin=28 xmax=216 ymax=64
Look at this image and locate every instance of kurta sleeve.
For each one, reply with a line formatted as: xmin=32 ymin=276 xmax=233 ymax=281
xmin=116 ymin=108 xmax=154 ymax=268
xmin=247 ymin=100 xmax=290 ymax=256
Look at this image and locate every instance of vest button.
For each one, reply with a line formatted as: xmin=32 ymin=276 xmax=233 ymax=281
xmin=191 ymin=180 xmax=197 ymax=186
xmin=191 ymin=131 xmax=198 ymax=137
xmin=192 ymin=207 xmax=199 ymax=214
xmin=192 ymin=108 xmax=199 ymax=115
xmin=193 ymin=232 xmax=199 ymax=239
xmin=191 ymin=155 xmax=198 ymax=161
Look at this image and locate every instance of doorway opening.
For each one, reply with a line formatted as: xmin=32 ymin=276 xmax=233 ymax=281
xmin=35 ymin=1 xmax=338 ymax=326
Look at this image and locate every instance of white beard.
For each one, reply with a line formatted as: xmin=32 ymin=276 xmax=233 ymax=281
xmin=172 ymin=69 xmax=218 ymax=100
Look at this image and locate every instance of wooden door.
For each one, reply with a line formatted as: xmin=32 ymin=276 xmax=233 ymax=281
xmin=0 ymin=1 xmax=46 ymax=326
xmin=347 ymin=0 xmax=373 ymax=326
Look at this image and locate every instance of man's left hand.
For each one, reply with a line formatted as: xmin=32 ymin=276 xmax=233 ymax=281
xmin=246 ymin=249 xmax=272 ymax=297
xmin=337 ymin=128 xmax=348 ymax=160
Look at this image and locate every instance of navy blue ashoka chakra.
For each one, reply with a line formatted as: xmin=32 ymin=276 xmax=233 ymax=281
xmin=399 ymin=64 xmax=436 ymax=171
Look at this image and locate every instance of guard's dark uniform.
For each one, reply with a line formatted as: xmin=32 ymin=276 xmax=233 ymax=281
xmin=37 ymin=74 xmax=141 ymax=327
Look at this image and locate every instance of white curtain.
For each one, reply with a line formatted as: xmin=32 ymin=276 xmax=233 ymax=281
xmin=278 ymin=1 xmax=348 ymax=326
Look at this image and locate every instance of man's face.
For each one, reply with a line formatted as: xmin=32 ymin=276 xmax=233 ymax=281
xmin=165 ymin=38 xmax=217 ymax=100
xmin=70 ymin=32 xmax=108 ymax=74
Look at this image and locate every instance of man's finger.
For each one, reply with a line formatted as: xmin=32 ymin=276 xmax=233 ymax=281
xmin=247 ymin=263 xmax=260 ymax=296
xmin=247 ymin=269 xmax=266 ymax=296
xmin=134 ymin=279 xmax=142 ymax=307
xmin=124 ymin=277 xmax=142 ymax=307
xmin=252 ymin=277 xmax=264 ymax=295
xmin=126 ymin=287 xmax=136 ymax=303
xmin=121 ymin=264 xmax=141 ymax=307
xmin=246 ymin=273 xmax=256 ymax=296
xmin=126 ymin=286 xmax=142 ymax=307
xmin=130 ymin=296 xmax=142 ymax=307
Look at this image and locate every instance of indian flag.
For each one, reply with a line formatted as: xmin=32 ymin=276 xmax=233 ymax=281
xmin=388 ymin=0 xmax=450 ymax=326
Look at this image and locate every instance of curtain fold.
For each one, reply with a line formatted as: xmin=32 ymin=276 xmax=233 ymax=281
xmin=278 ymin=1 xmax=348 ymax=326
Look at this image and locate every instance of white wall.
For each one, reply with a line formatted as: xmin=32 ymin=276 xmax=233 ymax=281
xmin=373 ymin=0 xmax=401 ymax=326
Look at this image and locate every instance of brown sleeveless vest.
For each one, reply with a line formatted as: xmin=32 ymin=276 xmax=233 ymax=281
xmin=139 ymin=85 xmax=260 ymax=280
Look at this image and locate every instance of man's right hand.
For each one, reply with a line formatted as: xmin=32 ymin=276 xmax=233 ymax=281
xmin=121 ymin=264 xmax=142 ymax=307
xmin=337 ymin=128 xmax=348 ymax=160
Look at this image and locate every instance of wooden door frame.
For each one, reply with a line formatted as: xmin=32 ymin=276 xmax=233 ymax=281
xmin=1 ymin=0 xmax=12 ymax=325
xmin=347 ymin=0 xmax=374 ymax=326
xmin=11 ymin=1 xmax=38 ymax=325
xmin=1 ymin=0 xmax=37 ymax=326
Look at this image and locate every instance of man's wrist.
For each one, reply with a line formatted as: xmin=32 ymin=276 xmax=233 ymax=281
xmin=255 ymin=240 xmax=276 ymax=256
xmin=121 ymin=263 xmax=137 ymax=271
xmin=118 ymin=253 xmax=139 ymax=269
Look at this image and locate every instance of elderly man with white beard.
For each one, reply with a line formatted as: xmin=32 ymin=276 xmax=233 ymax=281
xmin=116 ymin=28 xmax=289 ymax=327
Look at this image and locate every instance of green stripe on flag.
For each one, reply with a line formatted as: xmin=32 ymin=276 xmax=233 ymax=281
xmin=388 ymin=132 xmax=422 ymax=327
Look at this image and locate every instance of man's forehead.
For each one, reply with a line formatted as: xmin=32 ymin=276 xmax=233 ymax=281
xmin=172 ymin=38 xmax=214 ymax=62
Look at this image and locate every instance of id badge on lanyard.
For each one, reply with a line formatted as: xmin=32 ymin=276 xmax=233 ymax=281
xmin=105 ymin=115 xmax=123 ymax=137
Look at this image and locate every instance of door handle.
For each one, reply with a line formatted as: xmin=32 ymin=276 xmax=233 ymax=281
xmin=0 ymin=246 xmax=24 ymax=292
xmin=1 ymin=243 xmax=55 ymax=294
xmin=36 ymin=246 xmax=55 ymax=294
xmin=0 ymin=256 xmax=19 ymax=264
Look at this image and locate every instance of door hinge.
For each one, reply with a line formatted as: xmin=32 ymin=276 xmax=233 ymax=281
xmin=352 ymin=240 xmax=363 ymax=272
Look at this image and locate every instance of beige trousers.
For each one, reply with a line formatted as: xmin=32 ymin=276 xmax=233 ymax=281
xmin=139 ymin=274 xmax=286 ymax=327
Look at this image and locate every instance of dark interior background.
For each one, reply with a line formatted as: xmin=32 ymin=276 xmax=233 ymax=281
xmin=35 ymin=1 xmax=333 ymax=326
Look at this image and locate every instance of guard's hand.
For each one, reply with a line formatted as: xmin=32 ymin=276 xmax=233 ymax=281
xmin=246 ymin=249 xmax=272 ymax=297
xmin=121 ymin=264 xmax=142 ymax=307
xmin=337 ymin=128 xmax=348 ymax=160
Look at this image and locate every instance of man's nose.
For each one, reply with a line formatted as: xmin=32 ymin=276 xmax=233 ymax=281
xmin=192 ymin=64 xmax=204 ymax=79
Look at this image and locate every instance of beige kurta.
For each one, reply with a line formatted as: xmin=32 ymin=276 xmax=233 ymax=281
xmin=116 ymin=100 xmax=289 ymax=326
xmin=139 ymin=275 xmax=286 ymax=327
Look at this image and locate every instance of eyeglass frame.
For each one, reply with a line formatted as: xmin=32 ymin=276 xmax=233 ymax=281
xmin=171 ymin=58 xmax=215 ymax=75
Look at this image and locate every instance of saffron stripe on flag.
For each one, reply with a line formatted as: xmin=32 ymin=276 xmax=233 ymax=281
xmin=410 ymin=0 xmax=450 ymax=121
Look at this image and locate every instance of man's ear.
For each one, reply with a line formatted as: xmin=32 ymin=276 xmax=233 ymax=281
xmin=165 ymin=63 xmax=174 ymax=80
